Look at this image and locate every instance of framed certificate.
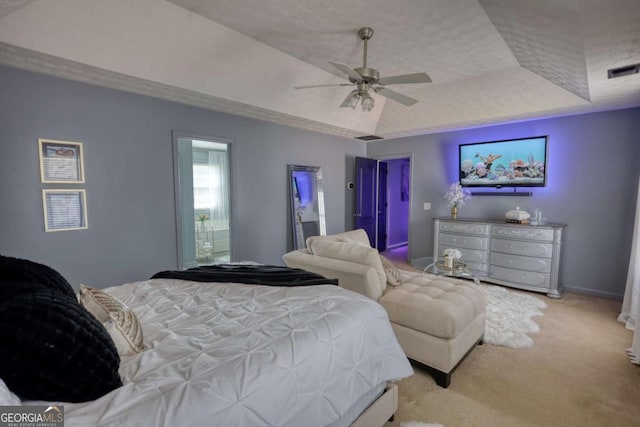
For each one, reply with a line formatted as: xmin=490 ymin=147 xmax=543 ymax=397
xmin=42 ymin=189 xmax=88 ymax=232
xmin=38 ymin=139 xmax=85 ymax=183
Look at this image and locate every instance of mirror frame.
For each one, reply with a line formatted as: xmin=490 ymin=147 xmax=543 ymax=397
xmin=288 ymin=164 xmax=326 ymax=249
xmin=172 ymin=131 xmax=234 ymax=269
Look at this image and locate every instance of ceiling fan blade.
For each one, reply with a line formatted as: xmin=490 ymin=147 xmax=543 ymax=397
xmin=375 ymin=87 xmax=418 ymax=106
xmin=294 ymin=83 xmax=353 ymax=89
xmin=329 ymin=61 xmax=362 ymax=81
xmin=378 ymin=72 xmax=432 ymax=85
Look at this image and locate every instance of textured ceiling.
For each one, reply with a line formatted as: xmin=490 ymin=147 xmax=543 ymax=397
xmin=0 ymin=0 xmax=35 ymax=18
xmin=168 ymin=0 xmax=520 ymax=84
xmin=0 ymin=0 xmax=639 ymax=140
xmin=479 ymin=0 xmax=590 ymax=101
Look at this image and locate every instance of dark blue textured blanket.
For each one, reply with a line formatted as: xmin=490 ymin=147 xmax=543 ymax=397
xmin=151 ymin=264 xmax=338 ymax=287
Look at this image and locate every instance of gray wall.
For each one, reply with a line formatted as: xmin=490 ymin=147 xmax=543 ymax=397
xmin=368 ymin=108 xmax=640 ymax=298
xmin=0 ymin=65 xmax=365 ymax=288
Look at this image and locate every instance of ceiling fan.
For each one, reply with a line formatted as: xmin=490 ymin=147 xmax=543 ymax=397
xmin=294 ymin=27 xmax=432 ymax=112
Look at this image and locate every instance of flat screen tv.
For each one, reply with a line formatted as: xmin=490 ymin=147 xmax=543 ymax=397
xmin=459 ymin=136 xmax=548 ymax=188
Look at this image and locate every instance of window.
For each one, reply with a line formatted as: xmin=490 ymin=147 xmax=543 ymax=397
xmin=192 ymin=147 xmax=229 ymax=231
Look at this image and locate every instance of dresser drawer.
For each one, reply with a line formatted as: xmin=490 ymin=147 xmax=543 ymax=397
xmin=491 ymin=238 xmax=553 ymax=258
xmin=433 ymin=218 xmax=564 ymax=296
xmin=439 ymin=233 xmax=489 ymax=251
xmin=491 ymin=252 xmax=552 ymax=273
xmin=465 ymin=261 xmax=488 ymax=274
xmin=439 ymin=221 xmax=490 ymax=236
xmin=439 ymin=245 xmax=487 ymax=265
xmin=490 ymin=266 xmax=551 ymax=288
xmin=492 ymin=225 xmax=554 ymax=242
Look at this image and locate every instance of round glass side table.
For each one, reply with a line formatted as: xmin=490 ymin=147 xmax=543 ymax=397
xmin=423 ymin=259 xmax=480 ymax=286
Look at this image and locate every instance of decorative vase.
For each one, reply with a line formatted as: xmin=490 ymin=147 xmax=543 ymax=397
xmin=451 ymin=206 xmax=458 ymax=219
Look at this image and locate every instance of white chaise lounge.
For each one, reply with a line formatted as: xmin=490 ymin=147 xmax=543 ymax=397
xmin=283 ymin=229 xmax=488 ymax=387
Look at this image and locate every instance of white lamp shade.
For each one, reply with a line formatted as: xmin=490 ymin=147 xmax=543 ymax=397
xmin=361 ymin=94 xmax=374 ymax=111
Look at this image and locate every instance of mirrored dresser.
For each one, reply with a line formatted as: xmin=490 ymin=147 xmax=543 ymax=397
xmin=433 ymin=218 xmax=566 ymax=298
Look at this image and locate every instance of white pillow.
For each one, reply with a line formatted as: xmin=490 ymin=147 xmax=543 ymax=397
xmin=310 ymin=239 xmax=387 ymax=293
xmin=380 ymin=255 xmax=403 ymax=286
xmin=0 ymin=378 xmax=20 ymax=405
xmin=79 ymin=285 xmax=144 ymax=356
xmin=79 ymin=284 xmax=127 ymax=323
xmin=305 ymin=234 xmax=342 ymax=250
xmin=305 ymin=229 xmax=372 ymax=250
xmin=339 ymin=236 xmax=370 ymax=247
xmin=104 ymin=311 xmax=144 ymax=356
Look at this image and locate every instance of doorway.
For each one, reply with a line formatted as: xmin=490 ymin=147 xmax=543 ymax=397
xmin=355 ymin=155 xmax=412 ymax=254
xmin=384 ymin=158 xmax=410 ymax=249
xmin=173 ymin=133 xmax=232 ymax=269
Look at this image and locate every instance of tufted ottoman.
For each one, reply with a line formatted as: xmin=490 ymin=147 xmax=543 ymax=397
xmin=379 ymin=274 xmax=488 ymax=387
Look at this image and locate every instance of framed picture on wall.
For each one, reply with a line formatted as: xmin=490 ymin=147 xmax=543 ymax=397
xmin=38 ymin=138 xmax=85 ymax=183
xmin=42 ymin=189 xmax=88 ymax=232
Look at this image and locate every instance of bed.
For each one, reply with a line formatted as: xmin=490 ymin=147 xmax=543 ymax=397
xmin=4 ymin=264 xmax=413 ymax=427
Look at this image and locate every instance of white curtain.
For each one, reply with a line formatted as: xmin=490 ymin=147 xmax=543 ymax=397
xmin=206 ymin=150 xmax=230 ymax=229
xmin=619 ymin=177 xmax=640 ymax=364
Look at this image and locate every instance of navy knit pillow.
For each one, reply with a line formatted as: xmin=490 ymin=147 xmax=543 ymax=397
xmin=0 ymin=255 xmax=77 ymax=301
xmin=0 ymin=257 xmax=122 ymax=403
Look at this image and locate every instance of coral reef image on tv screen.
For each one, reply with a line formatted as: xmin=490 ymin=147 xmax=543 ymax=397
xmin=459 ymin=136 xmax=547 ymax=187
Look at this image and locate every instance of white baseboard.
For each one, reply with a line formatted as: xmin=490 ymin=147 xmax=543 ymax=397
xmin=387 ymin=242 xmax=408 ymax=250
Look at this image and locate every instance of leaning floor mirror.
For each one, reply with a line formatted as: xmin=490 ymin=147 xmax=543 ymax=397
xmin=288 ymin=165 xmax=326 ymax=249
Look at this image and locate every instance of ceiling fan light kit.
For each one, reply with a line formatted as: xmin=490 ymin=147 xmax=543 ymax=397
xmin=361 ymin=93 xmax=375 ymax=112
xmin=295 ymin=27 xmax=432 ymax=112
xmin=341 ymin=81 xmax=376 ymax=111
xmin=341 ymin=90 xmax=359 ymax=109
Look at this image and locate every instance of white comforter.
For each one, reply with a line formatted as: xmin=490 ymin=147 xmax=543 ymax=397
xmin=52 ymin=279 xmax=412 ymax=426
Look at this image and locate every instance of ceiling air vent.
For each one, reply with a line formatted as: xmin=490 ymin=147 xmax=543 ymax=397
xmin=607 ymin=63 xmax=640 ymax=79
xmin=355 ymin=135 xmax=383 ymax=141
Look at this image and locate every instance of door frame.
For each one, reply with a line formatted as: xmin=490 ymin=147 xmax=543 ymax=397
xmin=371 ymin=152 xmax=414 ymax=258
xmin=376 ymin=160 xmax=388 ymax=252
xmin=172 ymin=130 xmax=235 ymax=269
xmin=354 ymin=156 xmax=379 ymax=247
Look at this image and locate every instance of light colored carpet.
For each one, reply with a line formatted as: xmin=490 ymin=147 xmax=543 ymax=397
xmin=399 ymin=422 xmax=444 ymax=427
xmin=382 ymin=249 xmax=640 ymax=427
xmin=383 ymin=291 xmax=640 ymax=427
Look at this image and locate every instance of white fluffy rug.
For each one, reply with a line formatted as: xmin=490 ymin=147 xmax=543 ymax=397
xmin=483 ymin=284 xmax=547 ymax=348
